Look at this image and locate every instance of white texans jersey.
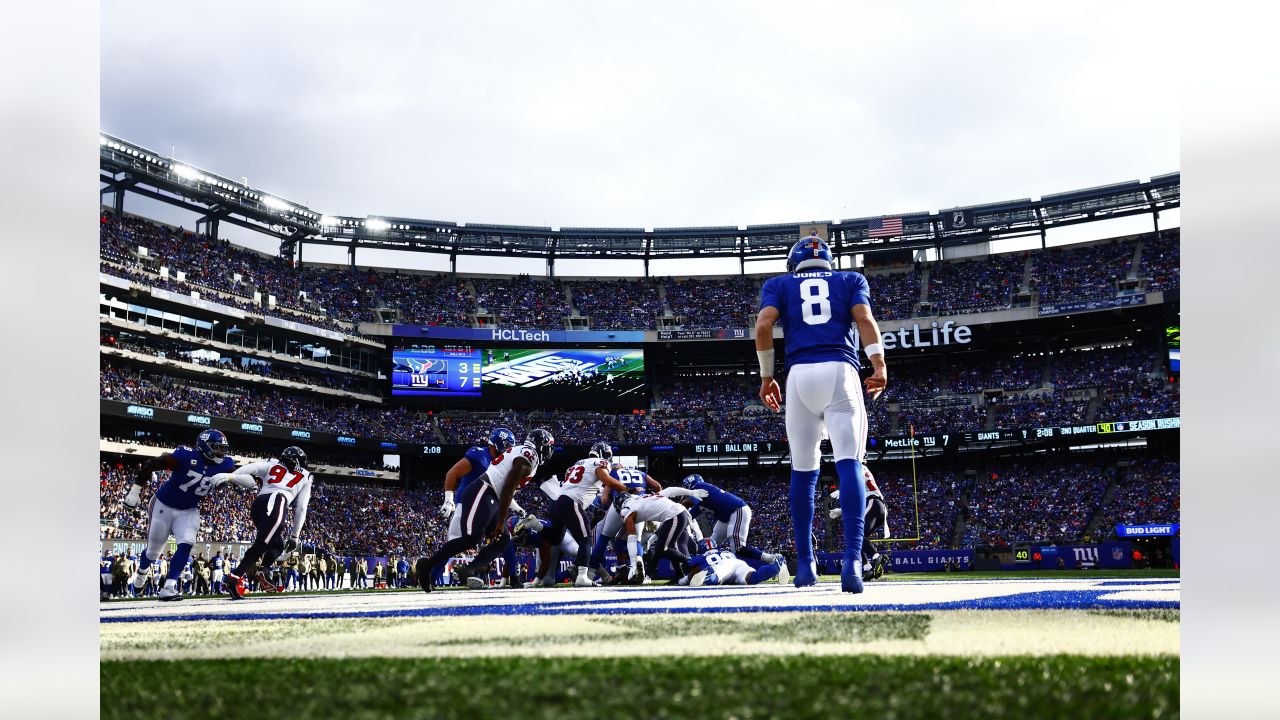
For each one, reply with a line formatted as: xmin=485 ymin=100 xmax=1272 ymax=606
xmin=620 ymin=493 xmax=684 ymax=524
xmin=240 ymin=459 xmax=314 ymax=505
xmin=483 ymin=442 xmax=541 ymax=497
xmin=560 ymin=457 xmax=610 ymax=509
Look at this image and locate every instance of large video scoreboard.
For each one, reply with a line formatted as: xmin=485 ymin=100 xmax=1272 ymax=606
xmin=391 ymin=343 xmax=647 ymax=410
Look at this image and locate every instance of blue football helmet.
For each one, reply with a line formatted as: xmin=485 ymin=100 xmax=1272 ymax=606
xmin=786 ymin=233 xmax=833 ymax=273
xmin=682 ymin=473 xmax=703 ymax=490
xmin=589 ymin=441 xmax=613 ymax=460
xmin=489 ymin=427 xmax=517 ymax=452
xmin=196 ymin=429 xmax=230 ymax=462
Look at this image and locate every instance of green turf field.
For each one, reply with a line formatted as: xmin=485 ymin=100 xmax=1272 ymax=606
xmin=102 ymin=654 xmax=1177 ymax=720
xmin=100 ymin=573 xmax=1180 ymax=718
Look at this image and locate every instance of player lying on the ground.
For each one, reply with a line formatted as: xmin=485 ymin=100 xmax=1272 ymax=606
xmin=208 ymin=446 xmax=317 ymax=599
xmin=589 ymin=461 xmax=663 ymax=583
xmin=678 ymin=474 xmax=783 ymax=564
xmin=829 ymin=463 xmax=890 ymax=581
xmin=755 ymin=232 xmax=887 ymax=593
xmin=123 ymin=429 xmax=255 ymax=601
xmin=617 ymin=489 xmax=704 ymax=585
xmin=415 ymin=429 xmax=555 ymax=591
xmin=543 ymin=441 xmax=640 ymax=587
xmin=679 ymin=547 xmax=787 ymax=586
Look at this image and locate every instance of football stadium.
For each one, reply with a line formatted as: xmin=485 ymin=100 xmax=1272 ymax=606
xmin=98 ymin=138 xmax=1180 ymax=718
xmin=93 ymin=6 xmax=1183 ymax=719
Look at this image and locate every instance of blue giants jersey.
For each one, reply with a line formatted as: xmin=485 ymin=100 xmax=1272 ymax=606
xmin=687 ymin=481 xmax=747 ymax=523
xmin=153 ymin=445 xmax=237 ymax=511
xmin=759 ymin=269 xmax=871 ymax=371
xmin=610 ymin=467 xmax=650 ymax=495
xmin=458 ymin=445 xmax=493 ymax=494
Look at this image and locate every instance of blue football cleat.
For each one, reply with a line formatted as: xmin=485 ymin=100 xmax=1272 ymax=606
xmin=793 ymin=559 xmax=818 ymax=588
xmin=840 ymin=562 xmax=865 ymax=594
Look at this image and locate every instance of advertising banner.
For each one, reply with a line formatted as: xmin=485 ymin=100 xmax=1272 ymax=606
xmin=1038 ymin=295 xmax=1147 ymax=316
xmin=1116 ymin=523 xmax=1179 ymax=538
xmin=656 ymin=328 xmax=751 ymax=341
xmin=393 ymin=325 xmax=645 ymax=344
xmin=100 ymin=399 xmax=388 ymax=451
xmin=888 ymin=548 xmax=974 ymax=573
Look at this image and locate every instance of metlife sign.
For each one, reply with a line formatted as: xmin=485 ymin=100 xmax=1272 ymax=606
xmin=880 ymin=321 xmax=972 ymax=351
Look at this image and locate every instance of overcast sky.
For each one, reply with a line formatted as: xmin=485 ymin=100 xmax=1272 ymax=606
xmin=101 ymin=1 xmax=1179 ymax=274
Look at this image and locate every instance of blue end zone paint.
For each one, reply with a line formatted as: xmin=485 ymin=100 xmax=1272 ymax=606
xmin=101 ymin=586 xmax=1179 ymax=624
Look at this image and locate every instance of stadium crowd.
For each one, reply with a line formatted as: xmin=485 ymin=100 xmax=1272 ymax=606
xmin=926 ymin=253 xmax=1025 ymax=316
xmin=102 ymin=213 xmax=1178 ymax=333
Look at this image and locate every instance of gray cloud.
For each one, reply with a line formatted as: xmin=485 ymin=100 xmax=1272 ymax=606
xmin=102 ymin=1 xmax=1178 ymax=231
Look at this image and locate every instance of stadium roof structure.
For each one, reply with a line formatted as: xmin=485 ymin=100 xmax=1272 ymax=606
xmin=101 ymin=133 xmax=1179 ymax=274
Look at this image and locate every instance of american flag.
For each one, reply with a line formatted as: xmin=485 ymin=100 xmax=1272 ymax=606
xmin=868 ymin=217 xmax=903 ymax=238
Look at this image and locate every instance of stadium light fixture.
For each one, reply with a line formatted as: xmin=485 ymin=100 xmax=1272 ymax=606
xmin=319 ymin=216 xmax=339 ymax=228
xmin=99 ymin=135 xmax=107 ymax=145
xmin=366 ymin=218 xmax=390 ymax=232
xmin=172 ymin=164 xmax=202 ymax=181
xmin=262 ymin=196 xmax=293 ymax=212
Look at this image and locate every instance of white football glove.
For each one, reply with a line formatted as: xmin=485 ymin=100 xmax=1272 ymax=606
xmin=690 ymin=489 xmax=710 ymax=500
xmin=439 ymin=491 xmax=456 ymax=517
xmin=514 ymin=514 xmax=543 ymax=535
xmin=123 ymin=485 xmax=142 ymax=508
xmin=829 ymin=508 xmax=843 ymax=520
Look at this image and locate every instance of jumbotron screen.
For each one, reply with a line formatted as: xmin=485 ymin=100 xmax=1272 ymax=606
xmin=392 ymin=345 xmax=647 ymax=409
xmin=1166 ymin=326 xmax=1180 ymax=373
xmin=391 ymin=345 xmax=483 ymax=398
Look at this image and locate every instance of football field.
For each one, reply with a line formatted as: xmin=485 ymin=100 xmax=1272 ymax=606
xmin=101 ymin=573 xmax=1179 ymax=719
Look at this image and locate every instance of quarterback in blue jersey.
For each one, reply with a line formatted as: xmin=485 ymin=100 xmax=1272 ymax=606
xmin=441 ymin=427 xmax=517 ymax=541
xmin=679 ymin=474 xmax=783 ymax=567
xmin=756 ymin=233 xmax=888 ymax=593
xmin=121 ymin=429 xmax=255 ymax=601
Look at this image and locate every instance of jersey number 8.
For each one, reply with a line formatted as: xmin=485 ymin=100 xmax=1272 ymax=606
xmin=799 ymin=278 xmax=832 ymax=325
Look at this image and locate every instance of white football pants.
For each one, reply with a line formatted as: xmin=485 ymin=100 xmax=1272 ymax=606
xmin=784 ymin=361 xmax=868 ymax=472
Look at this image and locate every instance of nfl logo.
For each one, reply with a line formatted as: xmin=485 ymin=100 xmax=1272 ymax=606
xmin=1111 ymin=547 xmax=1124 ymax=561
